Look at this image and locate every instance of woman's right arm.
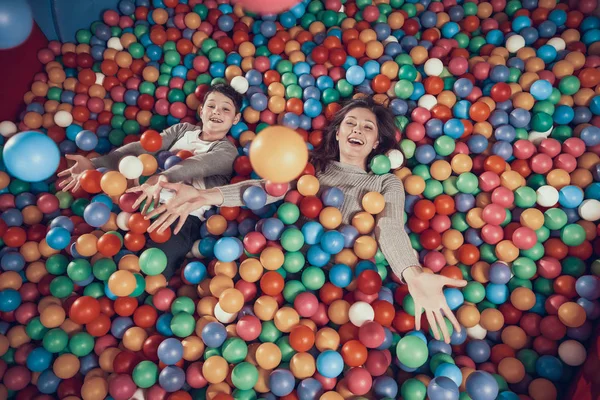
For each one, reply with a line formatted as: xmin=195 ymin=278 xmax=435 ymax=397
xmin=216 ymin=179 xmax=288 ymax=207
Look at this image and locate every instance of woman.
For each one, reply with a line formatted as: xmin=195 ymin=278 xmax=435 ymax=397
xmin=146 ymin=96 xmax=467 ymax=343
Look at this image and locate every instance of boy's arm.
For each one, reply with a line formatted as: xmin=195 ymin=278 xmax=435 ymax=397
xmin=90 ymin=123 xmax=190 ymax=170
xmin=157 ymin=140 xmax=238 ymax=184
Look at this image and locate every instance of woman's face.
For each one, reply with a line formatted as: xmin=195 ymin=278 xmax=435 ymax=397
xmin=336 ymin=107 xmax=380 ymax=167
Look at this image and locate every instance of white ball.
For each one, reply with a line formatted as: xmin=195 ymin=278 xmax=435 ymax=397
xmin=348 ymin=301 xmax=374 ymax=327
xmin=130 ymin=388 xmax=146 ymax=400
xmin=536 ymin=185 xmax=559 ymax=207
xmin=558 ymin=340 xmax=587 ymax=366
xmin=116 ymin=212 xmax=131 ymax=231
xmin=95 ymin=72 xmax=105 ymax=85
xmin=383 ymin=35 xmax=398 ymax=45
xmin=214 ymin=302 xmax=237 ymax=323
xmin=547 ymin=37 xmax=566 ymax=51
xmin=107 ymin=37 xmax=123 ymax=51
xmin=0 ymin=121 xmax=18 ymax=137
xmin=418 ymin=94 xmax=437 ymax=111
xmin=579 ymin=199 xmax=600 ymax=221
xmin=387 ymin=149 xmax=405 ymax=169
xmin=118 ymin=155 xmax=144 ymax=179
xmin=506 ymin=35 xmax=525 ymax=53
xmin=54 ymin=111 xmax=73 ymax=128
xmin=528 ymin=128 xmax=552 ymax=145
xmin=466 ymin=324 xmax=487 ymax=339
xmin=230 ymin=76 xmax=249 ymax=94
xmin=424 ymin=58 xmax=443 ymax=76
xmin=191 ymin=240 xmax=202 ymax=258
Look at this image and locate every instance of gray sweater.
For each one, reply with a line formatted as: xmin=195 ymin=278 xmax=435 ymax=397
xmin=91 ymin=123 xmax=238 ymax=189
xmin=218 ymin=161 xmax=420 ymax=277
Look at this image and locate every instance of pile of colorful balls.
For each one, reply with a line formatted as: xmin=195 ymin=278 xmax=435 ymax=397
xmin=0 ymin=0 xmax=599 ymax=399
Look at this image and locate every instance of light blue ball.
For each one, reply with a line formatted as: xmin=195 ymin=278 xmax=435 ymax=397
xmin=3 ymin=131 xmax=60 ymax=182
xmin=316 ymin=350 xmax=344 ymax=378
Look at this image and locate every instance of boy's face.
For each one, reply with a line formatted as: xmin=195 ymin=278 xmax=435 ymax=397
xmin=199 ymin=92 xmax=241 ymax=138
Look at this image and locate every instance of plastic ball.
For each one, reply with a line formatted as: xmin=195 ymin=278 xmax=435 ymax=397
xmin=3 ymin=131 xmax=60 ymax=182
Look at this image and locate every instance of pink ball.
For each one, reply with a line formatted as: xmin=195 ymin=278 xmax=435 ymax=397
xmin=410 ymin=107 xmax=431 ymax=124
xmin=186 ymin=362 xmax=208 ymax=389
xmin=405 ymin=122 xmax=426 ymax=141
xmin=37 ymin=49 xmax=55 ymax=64
xmin=155 ymin=99 xmax=170 ymax=116
xmin=562 ymin=138 xmax=586 ymax=157
xmin=454 ymin=355 xmax=476 ymax=369
xmin=236 ymin=0 xmax=301 ymax=14
xmin=365 ymin=349 xmax=391 ymax=376
xmin=513 ymin=139 xmax=536 ymax=159
xmin=153 ymin=288 xmax=176 ymax=311
xmin=3 ymin=366 xmax=31 ymax=391
xmin=169 ymin=102 xmax=187 ymax=119
xmin=554 ymin=153 xmax=577 ymax=173
xmin=74 ymin=94 xmax=88 ymax=106
xmin=354 ymin=291 xmax=379 ymax=303
xmin=423 ymin=251 xmax=446 ymax=272
xmin=48 ymin=41 xmax=61 ymax=55
xmin=155 ymin=86 xmax=169 ymax=99
xmin=538 ymin=71 xmax=555 ymax=85
xmin=37 ymin=194 xmax=59 ymax=214
xmin=88 ymin=98 xmax=105 ymax=113
xmin=254 ymin=56 xmax=271 ymax=73
xmin=126 ymin=77 xmax=141 ymax=90
xmin=325 ymin=0 xmax=342 ymax=11
xmin=311 ymin=65 xmax=328 ymax=78
xmin=539 ymin=138 xmax=562 ymax=158
xmin=198 ymin=21 xmax=214 ymax=36
xmin=482 ymin=204 xmax=506 ymax=225
xmin=312 ymin=115 xmax=327 ymax=130
xmin=119 ymin=15 xmax=134 ymax=29
xmin=491 ymin=187 xmax=515 ymax=207
xmin=193 ymin=56 xmax=209 ymax=73
xmin=448 ymin=57 xmax=468 ymax=76
xmin=481 ymin=224 xmax=504 ymax=244
xmin=530 ymin=153 xmax=553 ymax=174
xmin=110 ymin=86 xmax=126 ymax=102
xmin=103 ymin=10 xmax=120 ymax=26
xmin=109 ymin=374 xmax=136 ymax=400
xmin=15 ymin=302 xmax=37 ymax=325
xmin=345 ymin=368 xmax=373 ymax=395
xmin=358 ymin=321 xmax=385 ymax=348
xmin=512 ymin=226 xmax=537 ymax=250
xmin=310 ymin=303 xmax=330 ymax=327
xmin=146 ymin=384 xmax=168 ymax=400
xmin=19 ymin=282 xmax=40 ymax=302
xmin=94 ymin=335 xmax=119 ymax=356
xmin=453 ymin=142 xmax=470 ymax=155
xmin=430 ymin=215 xmax=451 ymax=233
xmin=314 ymin=372 xmax=337 ymax=390
xmin=479 ymin=171 xmax=501 ymax=192
xmin=538 ymin=257 xmax=562 ymax=279
xmin=236 ymin=315 xmax=262 ymax=341
xmin=472 ymin=62 xmax=491 ymax=81
xmin=466 ymin=86 xmax=483 ymax=102
xmin=170 ymin=78 xmax=185 ymax=90
xmin=294 ymin=292 xmax=319 ymax=318
xmin=14 ymin=343 xmax=35 ymax=365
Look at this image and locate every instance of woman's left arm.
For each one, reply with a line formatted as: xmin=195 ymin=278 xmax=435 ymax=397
xmin=375 ymin=175 xmax=466 ymax=344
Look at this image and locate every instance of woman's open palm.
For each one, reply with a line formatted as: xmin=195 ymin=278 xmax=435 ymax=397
xmin=145 ymin=182 xmax=207 ymax=234
xmin=406 ymin=272 xmax=467 ymax=343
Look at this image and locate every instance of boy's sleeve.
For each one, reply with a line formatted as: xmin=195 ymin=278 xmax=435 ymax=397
xmin=158 ymin=140 xmax=238 ymax=183
xmin=90 ymin=123 xmax=186 ymax=170
xmin=374 ymin=175 xmax=421 ymax=279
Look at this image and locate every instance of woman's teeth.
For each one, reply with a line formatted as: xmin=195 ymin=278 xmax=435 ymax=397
xmin=348 ymin=138 xmax=364 ymax=145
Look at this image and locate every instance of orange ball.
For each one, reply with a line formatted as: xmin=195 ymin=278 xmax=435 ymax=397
xmin=206 ymin=215 xmax=227 ymax=236
xmin=108 ymin=270 xmax=137 ymax=297
xmin=362 ymin=192 xmax=385 ymax=214
xmin=319 ymin=207 xmax=342 ymax=230
xmin=353 ymin=236 xmax=378 ymax=259
xmin=501 ymin=326 xmax=527 ymax=349
xmin=480 ymin=308 xmax=504 ymax=331
xmin=557 ymin=302 xmax=586 ymax=328
xmin=352 ymin=211 xmax=375 ymax=234
xmin=498 ymin=357 xmax=525 ymax=384
xmin=510 ymin=287 xmax=536 ymax=311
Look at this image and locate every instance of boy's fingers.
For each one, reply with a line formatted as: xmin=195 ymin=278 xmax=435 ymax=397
xmin=173 ymin=214 xmax=188 ymax=235
xmin=148 ymin=212 xmax=170 ymax=232
xmin=159 ymin=181 xmax=180 ymax=191
xmin=145 ymin=204 xmax=167 ymax=220
xmin=126 ymin=186 xmax=143 ymax=193
xmin=158 ymin=214 xmax=178 ymax=234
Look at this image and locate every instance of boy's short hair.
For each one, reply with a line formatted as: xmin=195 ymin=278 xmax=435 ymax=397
xmin=203 ymin=83 xmax=244 ymax=114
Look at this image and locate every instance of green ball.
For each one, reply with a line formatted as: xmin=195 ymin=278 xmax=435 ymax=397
xmin=26 ymin=317 xmax=48 ymax=341
xmin=401 ymin=378 xmax=427 ymax=400
xmin=336 ymin=79 xmax=354 ymax=98
xmin=398 ymin=65 xmax=417 ymax=81
xmin=456 ymin=172 xmax=478 ymax=194
xmin=423 ymin=180 xmax=444 ymax=200
xmin=403 ymin=294 xmax=415 ymax=316
xmin=512 ymin=257 xmax=537 ymax=280
xmin=430 ymin=353 xmax=455 ymax=373
xmin=233 ymin=389 xmax=257 ymax=400
xmin=463 ymin=281 xmax=486 ymax=303
xmin=46 ymin=254 xmax=69 ymax=275
xmin=562 ymin=256 xmax=586 ymax=277
xmin=108 ymin=128 xmax=126 ymax=146
xmin=281 ymin=228 xmax=305 ymax=252
xmin=322 ymin=88 xmax=340 ymax=104
xmin=517 ymin=349 xmax=539 ymax=374
xmin=222 ymin=338 xmax=249 ymax=364
xmin=171 ymin=297 xmax=195 ymax=314
xmin=9 ymin=179 xmax=30 ymax=195
xmin=302 ymin=266 xmax=325 ymax=290
xmin=133 ymin=360 xmax=159 ymax=389
xmin=531 ymin=112 xmax=553 ymax=132
xmin=76 ymin=29 xmax=92 ymax=44
xmin=259 ymin=321 xmax=282 ymax=343
xmin=171 ymin=313 xmax=196 ymax=337
xmin=93 ymin=258 xmax=117 ymax=281
xmin=396 ymin=336 xmax=428 ymax=368
xmin=139 ymin=248 xmax=167 ymax=275
xmin=204 ymin=348 xmax=221 ymax=360
xmin=48 ymin=87 xmax=62 ymax=101
xmin=231 ymin=362 xmax=259 ymax=390
xmin=276 ymin=336 xmax=296 ymax=362
xmin=536 ymin=226 xmax=551 ymax=242
xmin=283 ymin=252 xmax=305 ymax=273
xmin=558 ymin=76 xmax=580 ymax=95
xmin=130 ymin=274 xmax=146 ymax=298
xmin=50 ymin=276 xmax=74 ymax=298
xmin=129 ymin=43 xmax=145 ymax=59
xmin=551 ymin=126 xmax=573 ymax=142
xmin=533 ymin=277 xmax=554 ymax=296
xmin=286 ymin=84 xmax=303 ymax=99
xmin=561 ymin=224 xmax=586 ymax=246
xmin=278 ymin=203 xmax=300 ymax=225
xmin=520 ymin=242 xmax=544 ymax=261
xmin=400 ymin=139 xmax=416 ymax=159
xmin=208 ymin=47 xmax=226 ymax=63
xmin=282 ymin=280 xmax=306 ymax=303
xmin=508 ymin=277 xmax=533 ymax=292
xmin=67 ymin=259 xmax=92 ymax=282
xmin=527 ymin=174 xmax=547 ymax=190
xmin=514 ymin=187 xmax=537 ymax=208
xmin=43 ymin=329 xmax=69 ymax=353
xmin=164 ymin=50 xmax=181 ymax=66
xmin=442 ymin=177 xmax=460 ymax=196
xmin=451 ymin=213 xmax=469 ymax=232
xmin=69 ymin=332 xmax=95 ymax=357
xmin=434 ymin=136 xmax=456 ymax=156
xmin=428 ymin=318 xmax=454 ymax=339
xmin=370 ymin=155 xmax=391 ymax=175
xmin=84 ymin=282 xmax=106 ymax=298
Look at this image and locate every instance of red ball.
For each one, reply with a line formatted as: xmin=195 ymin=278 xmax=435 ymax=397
xmin=299 ymin=196 xmax=323 ymax=219
xmin=69 ymin=296 xmax=101 ymax=325
xmin=356 ymin=270 xmax=382 ymax=295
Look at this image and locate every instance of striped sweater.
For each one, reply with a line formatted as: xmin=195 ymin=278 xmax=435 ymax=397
xmin=218 ymin=161 xmax=420 ymax=278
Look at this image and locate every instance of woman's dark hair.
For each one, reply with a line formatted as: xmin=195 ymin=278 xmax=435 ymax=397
xmin=311 ymin=96 xmax=400 ymax=173
xmin=203 ymin=83 xmax=244 ymax=113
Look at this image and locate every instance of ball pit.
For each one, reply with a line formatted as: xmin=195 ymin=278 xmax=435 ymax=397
xmin=0 ymin=0 xmax=600 ymax=399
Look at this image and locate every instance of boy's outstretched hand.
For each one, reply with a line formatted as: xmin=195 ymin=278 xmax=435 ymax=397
xmin=126 ymin=175 xmax=168 ymax=214
xmin=145 ymin=182 xmax=212 ymax=234
xmin=57 ymin=154 xmax=94 ymax=192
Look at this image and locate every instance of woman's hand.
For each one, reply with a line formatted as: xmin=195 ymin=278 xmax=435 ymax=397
xmin=145 ymin=182 xmax=221 ymax=234
xmin=57 ymin=155 xmax=95 ymax=192
xmin=126 ymin=175 xmax=168 ymax=215
xmin=403 ymin=267 xmax=467 ymax=343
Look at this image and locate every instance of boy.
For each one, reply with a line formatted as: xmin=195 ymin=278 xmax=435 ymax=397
xmin=58 ymin=83 xmax=243 ymax=279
